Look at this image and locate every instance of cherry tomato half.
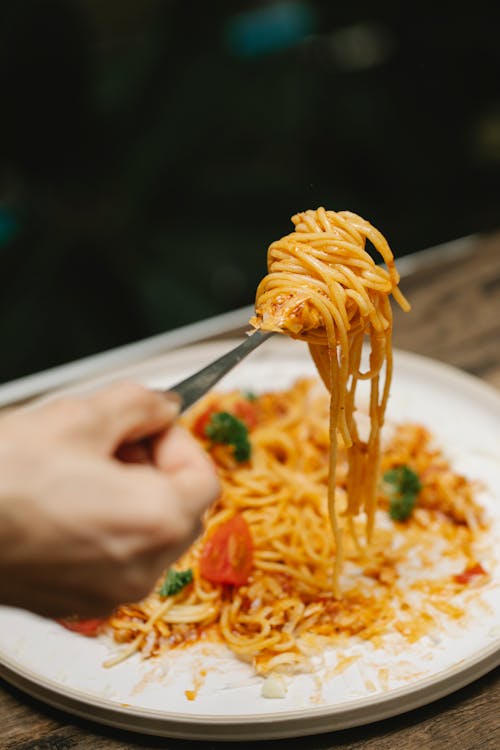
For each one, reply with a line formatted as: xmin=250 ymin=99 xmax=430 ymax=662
xmin=233 ymin=400 xmax=258 ymax=429
xmin=193 ymin=399 xmax=258 ymax=440
xmin=192 ymin=405 xmax=219 ymax=439
xmin=199 ymin=514 xmax=253 ymax=585
xmin=57 ymin=617 xmax=105 ymax=637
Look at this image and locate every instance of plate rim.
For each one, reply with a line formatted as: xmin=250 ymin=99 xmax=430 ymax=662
xmin=1 ymin=642 xmax=499 ymax=740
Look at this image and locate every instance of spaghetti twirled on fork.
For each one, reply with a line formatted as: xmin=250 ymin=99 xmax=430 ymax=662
xmin=250 ymin=207 xmax=410 ymax=591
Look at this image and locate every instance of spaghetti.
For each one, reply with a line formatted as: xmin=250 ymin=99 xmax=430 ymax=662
xmin=107 ymin=380 xmax=486 ymax=674
xmin=250 ymin=207 xmax=410 ymax=589
xmin=105 ymin=209 xmax=489 ymax=673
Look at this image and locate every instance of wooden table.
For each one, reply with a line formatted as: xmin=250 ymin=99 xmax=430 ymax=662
xmin=1 ymin=232 xmax=500 ymax=749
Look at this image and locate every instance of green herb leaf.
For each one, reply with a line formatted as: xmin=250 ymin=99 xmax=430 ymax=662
xmin=159 ymin=568 xmax=193 ymax=597
xmin=205 ymin=411 xmax=251 ymax=461
xmin=383 ymin=465 xmax=422 ymax=522
xmin=242 ymin=390 xmax=257 ymax=401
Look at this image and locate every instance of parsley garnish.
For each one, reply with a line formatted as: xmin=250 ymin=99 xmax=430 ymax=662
xmin=159 ymin=568 xmax=193 ymax=597
xmin=383 ymin=465 xmax=422 ymax=521
xmin=242 ymin=390 xmax=257 ymax=401
xmin=205 ymin=411 xmax=251 ymax=461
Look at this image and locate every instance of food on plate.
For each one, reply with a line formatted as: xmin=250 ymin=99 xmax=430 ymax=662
xmin=105 ymin=381 xmax=488 ymax=674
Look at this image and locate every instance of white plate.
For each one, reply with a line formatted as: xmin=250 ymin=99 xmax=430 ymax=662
xmin=1 ymin=337 xmax=500 ymax=740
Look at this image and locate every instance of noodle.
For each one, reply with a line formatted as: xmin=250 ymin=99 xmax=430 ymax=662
xmin=250 ymin=207 xmax=410 ymax=591
xmin=107 ymin=381 xmax=486 ymax=674
xmin=105 ymin=208 xmax=487 ymax=676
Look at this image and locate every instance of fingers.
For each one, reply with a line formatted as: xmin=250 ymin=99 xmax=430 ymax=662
xmin=152 ymin=424 xmax=221 ymax=513
xmin=113 ymin=440 xmax=219 ymax=554
xmin=32 ymin=382 xmax=181 ymax=454
xmin=95 ymin=428 xmax=220 ymax=564
xmin=88 ymin=382 xmax=181 ymax=451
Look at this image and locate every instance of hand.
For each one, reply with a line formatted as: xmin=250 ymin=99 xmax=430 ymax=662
xmin=0 ymin=382 xmax=220 ymax=618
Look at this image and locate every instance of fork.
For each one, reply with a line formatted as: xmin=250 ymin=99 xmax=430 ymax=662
xmin=165 ymin=329 xmax=273 ymax=412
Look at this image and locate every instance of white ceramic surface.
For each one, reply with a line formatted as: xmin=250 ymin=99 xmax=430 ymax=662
xmin=1 ymin=337 xmax=499 ymax=740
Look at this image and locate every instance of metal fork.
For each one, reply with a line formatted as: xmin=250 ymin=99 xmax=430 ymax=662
xmin=166 ymin=329 xmax=273 ymax=412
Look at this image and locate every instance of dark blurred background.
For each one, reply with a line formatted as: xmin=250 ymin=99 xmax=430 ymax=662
xmin=1 ymin=0 xmax=500 ymax=383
